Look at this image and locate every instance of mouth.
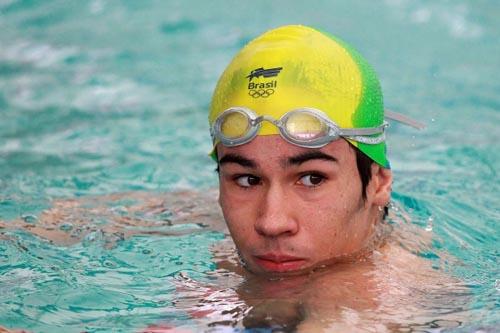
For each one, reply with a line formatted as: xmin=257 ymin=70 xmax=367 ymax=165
xmin=253 ymin=253 xmax=307 ymax=273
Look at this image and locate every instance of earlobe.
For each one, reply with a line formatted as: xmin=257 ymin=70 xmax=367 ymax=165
xmin=370 ymin=165 xmax=393 ymax=206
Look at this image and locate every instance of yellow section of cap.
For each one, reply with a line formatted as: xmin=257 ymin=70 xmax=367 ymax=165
xmin=209 ymin=25 xmax=363 ymax=137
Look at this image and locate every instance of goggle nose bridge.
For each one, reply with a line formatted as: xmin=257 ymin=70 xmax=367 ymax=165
xmin=251 ymin=115 xmax=284 ymax=128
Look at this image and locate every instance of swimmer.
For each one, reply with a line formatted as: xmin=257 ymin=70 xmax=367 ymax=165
xmin=150 ymin=25 xmax=467 ymax=331
xmin=0 ymin=25 xmax=473 ymax=332
xmin=210 ymin=24 xmax=414 ymax=276
xmin=193 ymin=24 xmax=469 ymax=331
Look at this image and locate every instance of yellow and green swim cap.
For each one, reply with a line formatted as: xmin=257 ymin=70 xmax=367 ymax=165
xmin=209 ymin=25 xmax=389 ymax=168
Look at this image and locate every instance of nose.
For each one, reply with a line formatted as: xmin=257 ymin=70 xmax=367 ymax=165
xmin=254 ymin=182 xmax=299 ymax=238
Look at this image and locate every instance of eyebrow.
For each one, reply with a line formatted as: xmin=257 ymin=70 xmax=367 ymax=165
xmin=218 ymin=153 xmax=257 ymax=169
xmin=286 ymin=150 xmax=338 ymax=166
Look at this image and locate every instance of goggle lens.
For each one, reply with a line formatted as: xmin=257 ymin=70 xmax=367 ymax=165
xmin=284 ymin=112 xmax=328 ymax=140
xmin=220 ymin=111 xmax=250 ymax=139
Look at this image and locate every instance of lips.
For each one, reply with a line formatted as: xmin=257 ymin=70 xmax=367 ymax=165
xmin=253 ymin=253 xmax=306 ymax=273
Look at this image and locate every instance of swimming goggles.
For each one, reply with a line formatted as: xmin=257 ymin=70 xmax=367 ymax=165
xmin=210 ymin=107 xmax=389 ymax=148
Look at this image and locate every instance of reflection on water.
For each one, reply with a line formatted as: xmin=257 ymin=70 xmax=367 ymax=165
xmin=0 ymin=0 xmax=498 ymax=331
xmin=0 ymin=191 xmax=485 ymax=332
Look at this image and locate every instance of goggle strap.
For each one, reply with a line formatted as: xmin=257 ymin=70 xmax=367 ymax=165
xmin=337 ymin=122 xmax=388 ymax=136
xmin=344 ymin=133 xmax=386 ymax=145
xmin=385 ymin=109 xmax=426 ymax=130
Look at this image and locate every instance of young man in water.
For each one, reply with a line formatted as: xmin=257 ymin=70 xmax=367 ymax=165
xmin=210 ymin=25 xmax=394 ymax=276
xmin=190 ymin=25 xmax=468 ymax=331
xmin=2 ymin=25 xmax=468 ymax=332
xmin=151 ymin=25 xmax=468 ymax=332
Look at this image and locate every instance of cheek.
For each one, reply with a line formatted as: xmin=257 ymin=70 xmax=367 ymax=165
xmin=297 ymin=182 xmax=363 ymax=250
xmin=218 ymin=188 xmax=257 ymax=244
xmin=302 ymin=204 xmax=343 ymax=238
xmin=295 ymin=196 xmax=341 ymax=236
xmin=301 ymin=182 xmax=358 ymax=223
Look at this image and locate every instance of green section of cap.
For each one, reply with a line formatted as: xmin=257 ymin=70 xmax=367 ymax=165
xmin=314 ymin=28 xmax=389 ymax=168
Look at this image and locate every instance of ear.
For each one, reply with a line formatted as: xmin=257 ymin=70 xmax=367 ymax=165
xmin=367 ymin=164 xmax=392 ymax=207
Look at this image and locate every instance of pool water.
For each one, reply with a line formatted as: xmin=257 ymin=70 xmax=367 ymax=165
xmin=0 ymin=0 xmax=498 ymax=332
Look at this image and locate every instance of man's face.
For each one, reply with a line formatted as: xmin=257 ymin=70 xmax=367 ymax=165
xmin=217 ymin=135 xmax=392 ymax=276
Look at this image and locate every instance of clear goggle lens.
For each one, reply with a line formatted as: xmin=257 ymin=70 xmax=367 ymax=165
xmin=220 ymin=111 xmax=250 ymax=139
xmin=283 ymin=111 xmax=328 ymax=141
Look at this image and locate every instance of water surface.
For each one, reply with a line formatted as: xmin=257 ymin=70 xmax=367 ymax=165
xmin=0 ymin=0 xmax=498 ymax=332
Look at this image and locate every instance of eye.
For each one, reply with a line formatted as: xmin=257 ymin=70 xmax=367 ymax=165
xmin=235 ymin=175 xmax=261 ymax=188
xmin=298 ymin=173 xmax=325 ymax=187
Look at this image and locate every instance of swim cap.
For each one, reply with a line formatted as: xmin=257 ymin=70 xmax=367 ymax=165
xmin=209 ymin=25 xmax=389 ymax=168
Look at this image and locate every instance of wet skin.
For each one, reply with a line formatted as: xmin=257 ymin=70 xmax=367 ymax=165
xmin=216 ymin=135 xmax=393 ymax=276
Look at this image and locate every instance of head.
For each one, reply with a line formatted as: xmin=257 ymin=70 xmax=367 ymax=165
xmin=209 ymin=25 xmax=393 ymax=276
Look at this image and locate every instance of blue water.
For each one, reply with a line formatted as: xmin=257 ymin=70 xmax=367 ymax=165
xmin=0 ymin=0 xmax=499 ymax=332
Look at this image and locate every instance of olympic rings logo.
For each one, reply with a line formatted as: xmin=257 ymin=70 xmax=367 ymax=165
xmin=248 ymin=89 xmax=275 ymax=98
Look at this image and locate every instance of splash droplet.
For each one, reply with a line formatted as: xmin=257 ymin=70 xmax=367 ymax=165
xmin=425 ymin=216 xmax=434 ymax=232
